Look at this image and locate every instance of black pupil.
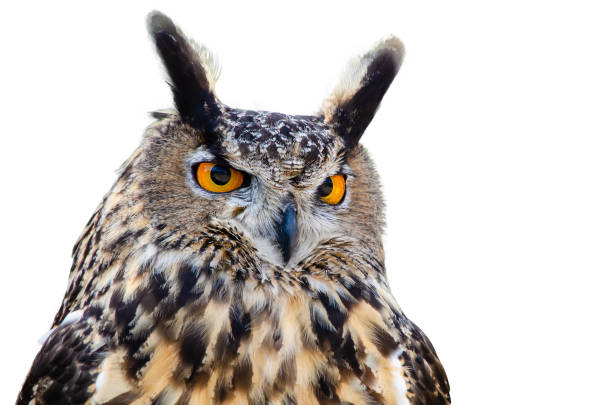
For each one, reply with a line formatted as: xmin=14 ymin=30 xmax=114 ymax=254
xmin=319 ymin=177 xmax=334 ymax=197
xmin=210 ymin=165 xmax=231 ymax=185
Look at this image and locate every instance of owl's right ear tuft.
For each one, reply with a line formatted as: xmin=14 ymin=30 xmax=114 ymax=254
xmin=322 ymin=36 xmax=405 ymax=149
xmin=147 ymin=11 xmax=221 ymax=134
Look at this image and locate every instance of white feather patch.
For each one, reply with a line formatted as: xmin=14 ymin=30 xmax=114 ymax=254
xmin=38 ymin=310 xmax=84 ymax=345
xmin=389 ymin=348 xmax=411 ymax=405
xmin=91 ymin=350 xmax=135 ymax=404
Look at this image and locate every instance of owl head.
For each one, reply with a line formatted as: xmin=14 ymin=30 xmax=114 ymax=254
xmin=115 ymin=12 xmax=404 ymax=269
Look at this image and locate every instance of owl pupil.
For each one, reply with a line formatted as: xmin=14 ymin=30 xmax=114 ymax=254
xmin=318 ymin=177 xmax=334 ymax=197
xmin=210 ymin=166 xmax=231 ymax=185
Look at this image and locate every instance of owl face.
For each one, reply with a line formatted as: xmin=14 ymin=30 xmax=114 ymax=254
xmin=132 ymin=12 xmax=404 ymax=268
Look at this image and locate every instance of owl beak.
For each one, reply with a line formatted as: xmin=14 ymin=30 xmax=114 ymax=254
xmin=276 ymin=201 xmax=298 ymax=265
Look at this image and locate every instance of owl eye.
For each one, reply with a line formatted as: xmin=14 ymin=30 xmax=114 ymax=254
xmin=318 ymin=174 xmax=346 ymax=205
xmin=195 ymin=162 xmax=246 ymax=193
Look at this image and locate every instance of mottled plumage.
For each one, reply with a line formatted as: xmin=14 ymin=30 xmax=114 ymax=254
xmin=17 ymin=11 xmax=450 ymax=405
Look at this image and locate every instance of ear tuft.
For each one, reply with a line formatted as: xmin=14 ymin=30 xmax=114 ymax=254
xmin=322 ymin=36 xmax=405 ymax=148
xmin=147 ymin=11 xmax=221 ymax=132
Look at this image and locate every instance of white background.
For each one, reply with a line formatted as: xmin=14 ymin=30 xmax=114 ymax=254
xmin=1 ymin=1 xmax=611 ymax=404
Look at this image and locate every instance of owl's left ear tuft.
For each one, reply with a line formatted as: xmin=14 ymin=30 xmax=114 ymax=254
xmin=147 ymin=11 xmax=222 ymax=134
xmin=322 ymin=36 xmax=405 ymax=149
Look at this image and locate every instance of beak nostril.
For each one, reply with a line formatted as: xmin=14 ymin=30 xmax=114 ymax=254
xmin=276 ymin=202 xmax=298 ymax=265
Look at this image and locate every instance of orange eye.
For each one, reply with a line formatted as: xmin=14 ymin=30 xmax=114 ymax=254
xmin=195 ymin=163 xmax=245 ymax=193
xmin=318 ymin=174 xmax=346 ymax=205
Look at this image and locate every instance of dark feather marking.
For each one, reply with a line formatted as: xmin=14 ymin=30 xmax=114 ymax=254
xmin=272 ymin=329 xmax=282 ymax=350
xmin=340 ymin=275 xmax=383 ymax=310
xmin=82 ymin=259 xmax=105 ymax=297
xmin=140 ymin=272 xmax=170 ymax=312
xmin=336 ymin=287 xmax=357 ymax=311
xmin=98 ymin=320 xmax=115 ymax=338
xmin=230 ymin=307 xmax=252 ymax=342
xmin=213 ymin=374 xmax=232 ymax=403
xmin=369 ymin=323 xmax=399 ymax=356
xmin=310 ymin=304 xmax=342 ymax=351
xmin=199 ymin=237 xmax=214 ymax=253
xmin=80 ymin=233 xmax=95 ymax=269
xmin=234 ymin=268 xmax=248 ymax=282
xmin=232 ymin=356 xmax=253 ymax=391
xmin=180 ymin=323 xmax=208 ymax=374
xmin=114 ymin=289 xmax=154 ymax=378
xmin=387 ymin=308 xmax=409 ymax=341
xmin=314 ymin=373 xmax=340 ymax=404
xmin=169 ymin=233 xmax=186 ymax=249
xmin=127 ymin=351 xmax=151 ymax=379
xmin=275 ymin=355 xmax=297 ymax=389
xmin=123 ymin=323 xmax=153 ymax=378
xmin=83 ymin=304 xmax=103 ymax=320
xmin=108 ymin=229 xmax=135 ymax=251
xmin=317 ymin=291 xmax=347 ymax=331
xmin=177 ymin=263 xmax=201 ymax=306
xmin=215 ymin=304 xmax=251 ymax=363
xmin=109 ymin=288 xmax=124 ymax=309
xmin=154 ymin=296 xmax=179 ymax=322
xmin=335 ymin=333 xmax=361 ymax=375
xmin=299 ymin=275 xmax=310 ymax=290
xmin=115 ymin=298 xmax=138 ymax=331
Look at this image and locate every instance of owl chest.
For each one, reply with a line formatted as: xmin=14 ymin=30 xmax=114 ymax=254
xmin=87 ymin=244 xmax=408 ymax=404
xmin=111 ymin=283 xmax=410 ymax=405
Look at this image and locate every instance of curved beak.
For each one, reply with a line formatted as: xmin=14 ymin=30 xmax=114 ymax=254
xmin=276 ymin=201 xmax=298 ymax=264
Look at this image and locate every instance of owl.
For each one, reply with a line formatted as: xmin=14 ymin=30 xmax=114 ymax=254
xmin=17 ymin=11 xmax=450 ymax=405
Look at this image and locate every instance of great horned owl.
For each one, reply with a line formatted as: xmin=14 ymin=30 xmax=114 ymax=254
xmin=17 ymin=11 xmax=450 ymax=405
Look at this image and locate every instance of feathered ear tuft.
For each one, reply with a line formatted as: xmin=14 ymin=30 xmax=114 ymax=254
xmin=322 ymin=36 xmax=405 ymax=149
xmin=147 ymin=11 xmax=221 ymax=133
